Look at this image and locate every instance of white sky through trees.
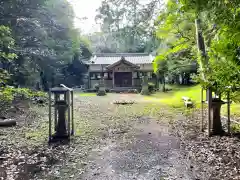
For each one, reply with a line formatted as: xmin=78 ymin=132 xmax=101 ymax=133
xmin=68 ymin=0 xmax=103 ymax=34
xmin=68 ymin=0 xmax=163 ymax=34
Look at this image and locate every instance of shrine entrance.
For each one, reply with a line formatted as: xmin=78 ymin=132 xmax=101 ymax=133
xmin=114 ymin=72 xmax=132 ymax=87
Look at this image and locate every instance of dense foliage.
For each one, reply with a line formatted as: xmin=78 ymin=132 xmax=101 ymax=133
xmin=154 ymin=0 xmax=240 ymax=95
xmin=153 ymin=0 xmax=198 ymax=87
xmin=0 ymin=0 xmax=91 ymax=90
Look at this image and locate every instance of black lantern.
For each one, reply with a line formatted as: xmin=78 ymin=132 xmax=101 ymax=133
xmin=48 ymin=86 xmax=74 ymax=142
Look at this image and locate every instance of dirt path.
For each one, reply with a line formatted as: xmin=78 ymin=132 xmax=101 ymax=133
xmin=76 ymin=94 xmax=192 ymax=180
xmin=0 ymin=94 xmax=192 ymax=180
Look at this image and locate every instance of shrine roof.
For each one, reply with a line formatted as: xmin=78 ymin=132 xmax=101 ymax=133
xmin=88 ymin=53 xmax=155 ymax=65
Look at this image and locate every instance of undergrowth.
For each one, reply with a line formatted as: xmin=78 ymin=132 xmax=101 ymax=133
xmin=0 ymin=86 xmax=47 ymax=115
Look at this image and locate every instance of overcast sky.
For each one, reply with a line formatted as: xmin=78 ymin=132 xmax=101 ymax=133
xmin=68 ymin=0 xmax=103 ymax=34
xmin=68 ymin=0 xmax=163 ymax=34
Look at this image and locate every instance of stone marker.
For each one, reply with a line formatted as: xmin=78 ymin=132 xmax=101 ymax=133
xmin=141 ymin=76 xmax=150 ymax=95
xmin=182 ymin=96 xmax=193 ymax=108
xmin=97 ymin=78 xmax=106 ymax=96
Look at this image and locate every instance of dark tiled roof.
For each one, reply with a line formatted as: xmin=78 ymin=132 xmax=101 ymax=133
xmin=89 ymin=53 xmax=154 ymax=65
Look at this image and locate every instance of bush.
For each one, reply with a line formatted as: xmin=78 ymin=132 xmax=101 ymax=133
xmin=32 ymin=91 xmax=47 ymax=98
xmin=12 ymin=88 xmax=33 ymax=101
xmin=0 ymin=87 xmax=47 ymax=115
xmin=231 ymin=123 xmax=240 ymax=133
xmin=148 ymin=83 xmax=155 ymax=93
xmin=127 ymin=89 xmax=138 ymax=94
xmin=0 ymin=87 xmax=14 ymax=115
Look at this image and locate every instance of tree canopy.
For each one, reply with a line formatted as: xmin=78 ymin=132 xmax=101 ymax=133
xmin=0 ymin=0 xmax=91 ymax=89
xmin=88 ymin=0 xmax=161 ymax=53
xmin=154 ymin=0 xmax=240 ymax=93
xmin=1 ymin=0 xmax=240 ymax=93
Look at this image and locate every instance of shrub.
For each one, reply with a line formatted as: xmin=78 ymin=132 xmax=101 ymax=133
xmin=12 ymin=88 xmax=33 ymax=101
xmin=127 ymin=89 xmax=138 ymax=94
xmin=0 ymin=87 xmax=47 ymax=115
xmin=0 ymin=87 xmax=14 ymax=115
xmin=32 ymin=91 xmax=47 ymax=98
xmin=231 ymin=123 xmax=240 ymax=133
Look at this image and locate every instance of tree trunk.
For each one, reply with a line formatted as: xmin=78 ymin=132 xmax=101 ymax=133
xmin=40 ymin=72 xmax=49 ymax=91
xmin=195 ymin=18 xmax=207 ymax=81
xmin=162 ymin=74 xmax=166 ymax=92
xmin=0 ymin=120 xmax=16 ymax=127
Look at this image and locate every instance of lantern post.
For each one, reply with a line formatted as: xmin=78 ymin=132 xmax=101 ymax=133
xmin=48 ymin=86 xmax=74 ymax=143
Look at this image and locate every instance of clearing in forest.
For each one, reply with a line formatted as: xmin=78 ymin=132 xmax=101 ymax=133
xmin=0 ymin=94 xmax=192 ymax=180
xmin=1 ymin=93 xmax=239 ymax=180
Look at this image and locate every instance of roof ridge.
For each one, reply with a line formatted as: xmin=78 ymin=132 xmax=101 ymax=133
xmin=93 ymin=53 xmax=149 ymax=57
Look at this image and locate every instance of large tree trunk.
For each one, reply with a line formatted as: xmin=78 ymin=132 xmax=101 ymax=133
xmin=40 ymin=72 xmax=49 ymax=91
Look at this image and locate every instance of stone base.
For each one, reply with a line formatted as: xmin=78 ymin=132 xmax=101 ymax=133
xmin=140 ymin=90 xmax=150 ymax=95
xmin=141 ymin=85 xmax=150 ymax=95
xmin=49 ymin=134 xmax=70 ymax=143
xmin=97 ymin=90 xmax=106 ymax=96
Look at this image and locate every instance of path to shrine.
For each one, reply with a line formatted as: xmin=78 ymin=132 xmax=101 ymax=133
xmin=76 ymin=94 xmax=192 ymax=180
xmin=0 ymin=94 xmax=193 ymax=180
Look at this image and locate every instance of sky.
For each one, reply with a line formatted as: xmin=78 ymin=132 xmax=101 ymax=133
xmin=68 ymin=0 xmax=103 ymax=34
xmin=68 ymin=0 xmax=164 ymax=34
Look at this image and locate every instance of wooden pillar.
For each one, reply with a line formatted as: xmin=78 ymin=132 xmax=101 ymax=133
xmin=201 ymin=87 xmax=204 ymax=132
xmin=67 ymin=91 xmax=71 ymax=137
xmin=54 ymin=94 xmax=59 ymax=131
xmin=48 ymin=91 xmax=52 ymax=142
xmin=227 ymin=91 xmax=231 ymax=134
xmin=88 ymin=71 xmax=91 ymax=89
xmin=71 ymin=91 xmax=74 ymax=136
xmin=112 ymin=70 xmax=115 ymax=88
xmin=207 ymin=88 xmax=212 ymax=136
xmin=132 ymin=71 xmax=134 ymax=87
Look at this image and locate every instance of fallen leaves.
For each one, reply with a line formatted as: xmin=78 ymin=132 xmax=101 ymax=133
xmin=1 ymin=94 xmax=239 ymax=180
xmin=172 ymin=110 xmax=240 ymax=180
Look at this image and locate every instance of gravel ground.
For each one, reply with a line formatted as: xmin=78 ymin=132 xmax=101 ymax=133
xmin=2 ymin=93 xmax=239 ymax=180
xmin=1 ymin=94 xmax=192 ymax=180
xmin=76 ymin=94 xmax=192 ymax=180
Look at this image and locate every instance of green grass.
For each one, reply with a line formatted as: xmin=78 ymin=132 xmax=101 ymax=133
xmin=145 ymin=84 xmax=240 ymax=118
xmin=78 ymin=93 xmax=96 ymax=97
xmin=222 ymin=103 xmax=240 ymax=117
xmin=145 ymin=85 xmax=204 ymax=108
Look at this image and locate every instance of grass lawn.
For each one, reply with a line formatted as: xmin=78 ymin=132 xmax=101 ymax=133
xmin=78 ymin=92 xmax=96 ymax=97
xmin=145 ymin=84 xmax=240 ymax=117
xmin=144 ymin=85 xmax=204 ymax=108
xmin=77 ymin=86 xmax=240 ymax=118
